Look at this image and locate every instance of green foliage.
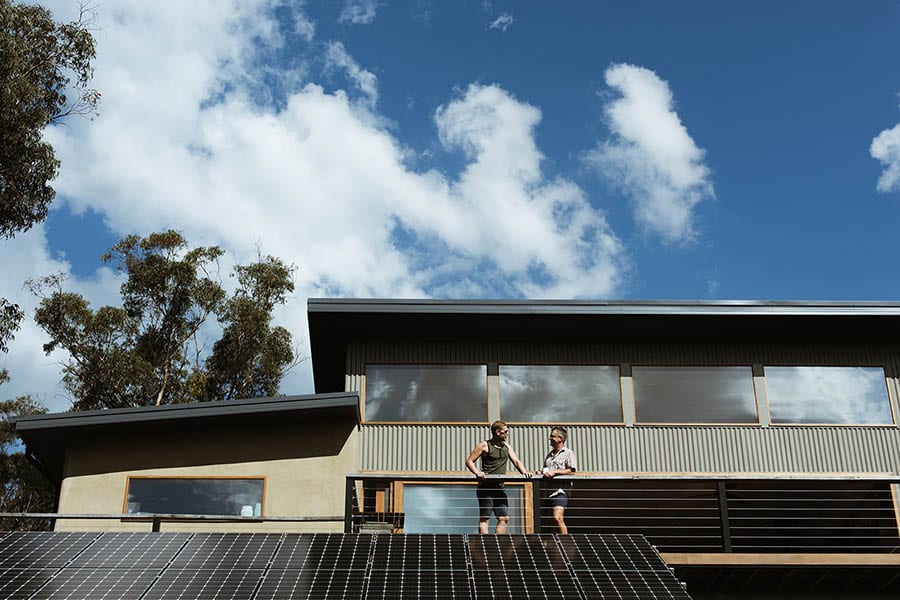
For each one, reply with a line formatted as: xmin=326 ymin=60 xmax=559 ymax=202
xmin=0 ymin=298 xmax=24 ymax=385
xmin=201 ymin=255 xmax=296 ymax=401
xmin=33 ymin=231 xmax=297 ymax=410
xmin=0 ymin=0 xmax=99 ymax=239
xmin=1 ymin=396 xmax=55 ymax=531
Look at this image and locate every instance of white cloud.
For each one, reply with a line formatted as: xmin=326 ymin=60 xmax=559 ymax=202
xmin=584 ymin=63 xmax=714 ymax=245
xmin=488 ymin=13 xmax=513 ymax=32
xmin=2 ymin=0 xmax=631 ymax=406
xmin=324 ymin=41 xmax=378 ymax=106
xmin=871 ymin=121 xmax=900 ymax=193
xmin=292 ymin=4 xmax=316 ymax=42
xmin=338 ymin=0 xmax=378 ymax=25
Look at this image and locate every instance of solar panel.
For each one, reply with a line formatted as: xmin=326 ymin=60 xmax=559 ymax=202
xmin=0 ymin=532 xmax=100 ymax=569
xmin=144 ymin=568 xmax=265 ymax=600
xmin=372 ymin=534 xmax=466 ymax=571
xmin=469 ymin=536 xmax=582 ymax=600
xmin=170 ymin=533 xmax=280 ymax=569
xmin=560 ymin=533 xmax=667 ymax=571
xmin=367 ymin=569 xmax=471 ymax=599
xmin=30 ymin=568 xmax=159 ymax=600
xmin=69 ymin=532 xmax=190 ymax=568
xmin=0 ymin=568 xmax=56 ymax=600
xmin=0 ymin=532 xmax=693 ymax=600
xmin=469 ymin=535 xmax=566 ymax=571
xmin=576 ymin=570 xmax=693 ymax=600
xmin=271 ymin=533 xmax=372 ymax=570
xmin=256 ymin=568 xmax=367 ymax=600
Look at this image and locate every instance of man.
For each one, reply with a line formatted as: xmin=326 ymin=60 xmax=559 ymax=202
xmin=465 ymin=420 xmax=529 ymax=534
xmin=537 ymin=426 xmax=577 ymax=534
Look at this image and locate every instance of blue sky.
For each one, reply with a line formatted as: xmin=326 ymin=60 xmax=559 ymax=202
xmin=3 ymin=0 xmax=900 ymax=409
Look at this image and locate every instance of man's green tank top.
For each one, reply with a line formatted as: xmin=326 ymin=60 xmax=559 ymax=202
xmin=482 ymin=442 xmax=509 ymax=475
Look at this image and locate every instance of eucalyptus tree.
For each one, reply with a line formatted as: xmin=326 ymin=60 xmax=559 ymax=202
xmin=32 ymin=231 xmax=298 ymax=410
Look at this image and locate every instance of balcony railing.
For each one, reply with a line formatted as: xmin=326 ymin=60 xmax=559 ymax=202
xmin=346 ymin=474 xmax=900 ymax=554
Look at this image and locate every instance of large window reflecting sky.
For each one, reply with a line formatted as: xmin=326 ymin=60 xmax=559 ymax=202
xmin=365 ymin=365 xmax=487 ymax=422
xmin=633 ymin=366 xmax=757 ymax=424
xmin=765 ymin=366 xmax=893 ymax=425
xmin=499 ymin=365 xmax=621 ymax=422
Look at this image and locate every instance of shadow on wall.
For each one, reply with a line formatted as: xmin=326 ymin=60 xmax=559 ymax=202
xmin=63 ymin=420 xmax=356 ymax=477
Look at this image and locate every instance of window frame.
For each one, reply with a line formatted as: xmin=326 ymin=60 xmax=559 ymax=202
xmin=497 ymin=363 xmax=625 ymax=425
xmin=121 ymin=475 xmax=268 ymax=516
xmin=394 ymin=480 xmax=533 ymax=534
xmin=763 ymin=365 xmax=897 ymax=427
xmin=362 ymin=363 xmax=490 ymax=424
xmin=631 ymin=364 xmax=761 ymax=426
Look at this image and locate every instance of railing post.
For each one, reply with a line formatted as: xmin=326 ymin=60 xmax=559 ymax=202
xmin=344 ymin=476 xmax=355 ymax=533
xmin=532 ymin=477 xmax=542 ymax=534
xmin=717 ymin=480 xmax=732 ymax=552
xmin=151 ymin=517 xmax=161 ymax=532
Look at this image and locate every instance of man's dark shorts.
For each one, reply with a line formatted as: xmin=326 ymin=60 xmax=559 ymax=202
xmin=476 ymin=482 xmax=509 ymax=519
xmin=548 ymin=493 xmax=569 ymax=508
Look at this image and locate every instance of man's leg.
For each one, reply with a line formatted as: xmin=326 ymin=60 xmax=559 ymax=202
xmin=495 ymin=515 xmax=509 ymax=534
xmin=477 ymin=486 xmax=492 ymax=534
xmin=552 ymin=506 xmax=567 ymax=534
xmin=494 ymin=488 xmax=510 ymax=534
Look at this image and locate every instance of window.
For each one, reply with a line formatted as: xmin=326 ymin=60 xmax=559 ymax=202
xmin=633 ymin=366 xmax=757 ymax=424
xmin=124 ymin=477 xmax=265 ymax=516
xmin=400 ymin=483 xmax=525 ymax=534
xmin=365 ymin=365 xmax=487 ymax=422
xmin=765 ymin=366 xmax=893 ymax=425
xmin=499 ymin=365 xmax=622 ymax=422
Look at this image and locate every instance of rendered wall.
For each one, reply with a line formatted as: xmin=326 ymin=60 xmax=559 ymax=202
xmin=54 ymin=420 xmax=357 ymax=532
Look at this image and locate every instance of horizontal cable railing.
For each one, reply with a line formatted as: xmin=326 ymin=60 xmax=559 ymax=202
xmin=346 ymin=474 xmax=900 ymax=553
xmin=0 ymin=513 xmax=343 ymax=532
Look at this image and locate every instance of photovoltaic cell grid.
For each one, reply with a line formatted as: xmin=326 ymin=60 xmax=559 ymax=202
xmin=257 ymin=534 xmax=372 ymax=599
xmin=0 ymin=532 xmax=691 ymax=600
xmin=367 ymin=534 xmax=469 ymax=599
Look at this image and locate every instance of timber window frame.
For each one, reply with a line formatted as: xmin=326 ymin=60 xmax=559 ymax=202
xmin=122 ymin=476 xmax=267 ymax=517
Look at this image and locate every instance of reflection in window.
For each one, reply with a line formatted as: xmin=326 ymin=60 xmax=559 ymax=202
xmin=125 ymin=478 xmax=264 ymax=516
xmin=633 ymin=366 xmax=757 ymax=424
xmin=765 ymin=366 xmax=893 ymax=424
xmin=402 ymin=484 xmax=524 ymax=534
xmin=499 ymin=365 xmax=622 ymax=422
xmin=365 ymin=365 xmax=487 ymax=422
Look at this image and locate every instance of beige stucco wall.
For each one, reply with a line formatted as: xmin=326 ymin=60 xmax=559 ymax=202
xmin=54 ymin=419 xmax=358 ymax=533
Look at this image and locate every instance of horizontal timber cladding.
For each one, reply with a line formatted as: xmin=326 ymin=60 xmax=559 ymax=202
xmin=345 ymin=341 xmax=900 ymax=378
xmin=359 ymin=425 xmax=900 ymax=474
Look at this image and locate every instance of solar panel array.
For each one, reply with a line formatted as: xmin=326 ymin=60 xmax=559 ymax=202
xmin=0 ymin=532 xmax=691 ymax=599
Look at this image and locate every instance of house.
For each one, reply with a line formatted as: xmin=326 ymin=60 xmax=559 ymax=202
xmin=12 ymin=298 xmax=900 ymax=597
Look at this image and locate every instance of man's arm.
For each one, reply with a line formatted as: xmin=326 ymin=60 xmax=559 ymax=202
xmin=465 ymin=441 xmax=488 ymax=478
xmin=505 ymin=444 xmax=529 ymax=476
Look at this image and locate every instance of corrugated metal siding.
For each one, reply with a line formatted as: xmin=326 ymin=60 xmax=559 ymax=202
xmin=359 ymin=425 xmax=900 ymax=475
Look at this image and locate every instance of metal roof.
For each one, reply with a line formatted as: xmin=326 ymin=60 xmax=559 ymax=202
xmin=307 ymin=298 xmax=900 ymax=393
xmin=14 ymin=392 xmax=360 ymax=481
